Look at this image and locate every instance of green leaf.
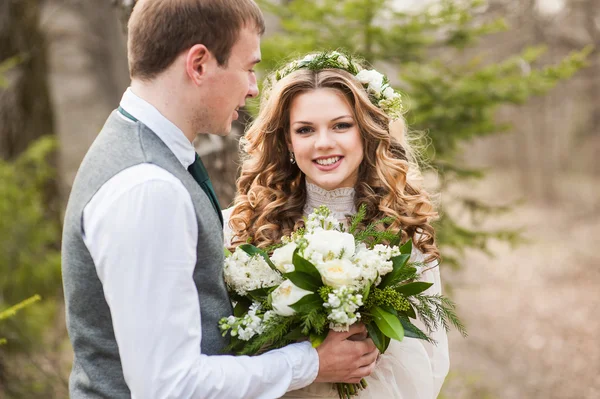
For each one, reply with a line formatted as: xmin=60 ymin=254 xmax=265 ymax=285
xmin=395 ymin=282 xmax=433 ymax=296
xmin=399 ymin=317 xmax=434 ymax=343
xmin=367 ymin=322 xmax=391 ymax=354
xmin=378 ymin=254 xmax=411 ymax=288
xmin=310 ymin=331 xmax=327 ymax=348
xmin=239 ymin=244 xmax=278 ymax=270
xmin=405 ymin=303 xmax=417 ymax=319
xmin=284 ymin=327 xmax=305 ymax=341
xmin=247 ymin=287 xmax=273 ymax=302
xmin=362 ymin=281 xmax=372 ymax=302
xmin=289 ymin=293 xmax=323 ymax=314
xmin=400 ymin=239 xmax=413 ymax=255
xmin=292 ymin=250 xmax=322 ymax=281
xmin=371 ymin=306 xmax=404 ymax=342
xmin=224 ymin=247 xmax=232 ymax=257
xmin=233 ymin=297 xmax=252 ymax=317
xmin=284 ymin=271 xmax=322 ymax=292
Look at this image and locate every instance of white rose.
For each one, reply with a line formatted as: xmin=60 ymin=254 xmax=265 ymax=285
xmin=317 ymin=258 xmax=362 ymax=288
xmin=305 ymin=230 xmax=356 ymax=260
xmin=271 ymin=280 xmax=313 ymax=316
xmin=383 ymin=86 xmax=396 ymax=99
xmin=356 ymin=70 xmax=384 ymax=87
xmin=302 ymin=54 xmax=316 ymax=63
xmin=337 ymin=55 xmax=349 ymax=68
xmin=271 ymin=243 xmax=297 ymax=273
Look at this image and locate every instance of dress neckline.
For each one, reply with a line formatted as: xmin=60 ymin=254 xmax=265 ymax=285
xmin=303 ymin=182 xmax=356 ymax=221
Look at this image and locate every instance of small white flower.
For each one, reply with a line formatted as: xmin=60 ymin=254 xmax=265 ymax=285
xmin=271 ymin=243 xmax=297 ymax=273
xmin=317 ymin=258 xmax=361 ymax=288
xmin=224 ymin=247 xmax=283 ymax=296
xmin=271 ymin=280 xmax=313 ymax=316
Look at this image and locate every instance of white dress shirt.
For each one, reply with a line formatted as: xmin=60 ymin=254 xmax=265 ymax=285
xmin=82 ymin=88 xmax=319 ymax=399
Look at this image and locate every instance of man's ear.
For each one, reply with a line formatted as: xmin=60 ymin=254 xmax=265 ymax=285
xmin=185 ymin=44 xmax=212 ymax=86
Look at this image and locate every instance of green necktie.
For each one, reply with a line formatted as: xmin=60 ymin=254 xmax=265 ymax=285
xmin=117 ymin=106 xmax=223 ymax=226
xmin=187 ymin=153 xmax=224 ymax=226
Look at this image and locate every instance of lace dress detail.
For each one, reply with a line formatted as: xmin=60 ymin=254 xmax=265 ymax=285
xmin=222 ymin=183 xmax=449 ymax=399
xmin=303 ymin=183 xmax=357 ymax=222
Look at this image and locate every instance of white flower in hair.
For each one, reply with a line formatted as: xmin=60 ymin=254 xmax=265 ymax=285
xmin=383 ymin=86 xmax=397 ymax=99
xmin=356 ymin=69 xmax=385 ymax=97
xmin=301 ymin=54 xmax=317 ymax=63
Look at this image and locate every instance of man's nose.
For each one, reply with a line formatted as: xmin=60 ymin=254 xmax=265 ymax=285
xmin=247 ymin=75 xmax=259 ymax=98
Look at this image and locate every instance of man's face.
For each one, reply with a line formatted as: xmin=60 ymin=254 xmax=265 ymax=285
xmin=201 ymin=27 xmax=261 ymax=136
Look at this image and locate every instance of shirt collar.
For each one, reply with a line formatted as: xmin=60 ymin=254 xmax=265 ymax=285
xmin=119 ymin=87 xmax=196 ymax=168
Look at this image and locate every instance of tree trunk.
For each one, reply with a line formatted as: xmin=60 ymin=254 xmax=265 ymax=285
xmin=0 ymin=0 xmax=55 ymax=160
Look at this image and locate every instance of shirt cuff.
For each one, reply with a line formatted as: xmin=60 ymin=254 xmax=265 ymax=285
xmin=284 ymin=341 xmax=319 ymax=392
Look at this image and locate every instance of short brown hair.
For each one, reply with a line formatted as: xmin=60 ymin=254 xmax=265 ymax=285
xmin=128 ymin=0 xmax=265 ymax=80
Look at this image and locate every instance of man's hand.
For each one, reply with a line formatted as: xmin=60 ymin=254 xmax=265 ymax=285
xmin=314 ymin=324 xmax=378 ymax=384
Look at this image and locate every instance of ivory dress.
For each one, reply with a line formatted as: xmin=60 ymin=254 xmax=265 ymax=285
xmin=223 ymin=183 xmax=450 ymax=399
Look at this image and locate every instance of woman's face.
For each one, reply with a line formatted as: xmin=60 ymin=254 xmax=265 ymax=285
xmin=288 ymin=88 xmax=364 ymax=191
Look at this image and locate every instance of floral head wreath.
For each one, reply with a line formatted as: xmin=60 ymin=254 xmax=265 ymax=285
xmin=273 ymin=50 xmax=404 ymax=120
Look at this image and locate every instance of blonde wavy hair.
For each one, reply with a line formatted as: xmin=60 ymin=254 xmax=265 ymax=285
xmin=229 ymin=67 xmax=440 ymax=262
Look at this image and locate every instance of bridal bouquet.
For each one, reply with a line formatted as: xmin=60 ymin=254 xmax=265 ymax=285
xmin=220 ymin=206 xmax=465 ymax=399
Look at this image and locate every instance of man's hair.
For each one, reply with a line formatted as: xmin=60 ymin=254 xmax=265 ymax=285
xmin=127 ymin=0 xmax=265 ymax=80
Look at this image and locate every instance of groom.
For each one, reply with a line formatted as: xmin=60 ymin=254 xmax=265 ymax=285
xmin=61 ymin=0 xmax=378 ymax=398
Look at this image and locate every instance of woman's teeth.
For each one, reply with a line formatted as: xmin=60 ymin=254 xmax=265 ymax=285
xmin=315 ymin=157 xmax=341 ymax=166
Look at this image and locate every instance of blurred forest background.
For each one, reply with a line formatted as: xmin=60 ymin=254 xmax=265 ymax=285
xmin=0 ymin=0 xmax=598 ymax=398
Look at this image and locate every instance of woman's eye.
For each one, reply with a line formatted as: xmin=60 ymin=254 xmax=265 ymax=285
xmin=296 ymin=126 xmax=313 ymax=134
xmin=335 ymin=122 xmax=353 ymax=130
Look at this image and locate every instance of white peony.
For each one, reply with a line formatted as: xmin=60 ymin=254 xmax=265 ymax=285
xmin=270 ymin=243 xmax=297 ymax=273
xmin=305 ymin=229 xmax=356 ymax=260
xmin=317 ymin=258 xmax=362 ymax=288
xmin=270 ymin=280 xmax=313 ymax=316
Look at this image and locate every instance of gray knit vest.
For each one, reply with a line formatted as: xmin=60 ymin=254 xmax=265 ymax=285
xmin=61 ymin=111 xmax=232 ymax=398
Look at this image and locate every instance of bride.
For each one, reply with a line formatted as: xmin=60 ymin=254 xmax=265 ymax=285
xmin=223 ymin=51 xmax=449 ymax=398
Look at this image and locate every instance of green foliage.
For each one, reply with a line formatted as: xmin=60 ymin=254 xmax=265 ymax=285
xmin=256 ymin=0 xmax=591 ymax=267
xmin=0 ymin=295 xmax=41 ymax=345
xmin=0 ymin=136 xmax=64 ymax=397
xmin=411 ymin=294 xmax=467 ymax=337
xmin=0 ymin=136 xmax=61 ymax=305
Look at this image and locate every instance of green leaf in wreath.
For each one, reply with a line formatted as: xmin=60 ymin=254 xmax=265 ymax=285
xmin=292 ymin=250 xmax=322 ymax=281
xmin=224 ymin=247 xmax=232 ymax=257
xmin=378 ymin=254 xmax=411 ymax=288
xmin=400 ymin=239 xmax=412 ymax=255
xmin=405 ymin=303 xmax=417 ymax=319
xmin=289 ymin=293 xmax=323 ymax=314
xmin=239 ymin=244 xmax=278 ymax=271
xmin=284 ymin=271 xmax=322 ymax=292
xmin=395 ymin=282 xmax=433 ymax=296
xmin=371 ymin=306 xmax=404 ymax=342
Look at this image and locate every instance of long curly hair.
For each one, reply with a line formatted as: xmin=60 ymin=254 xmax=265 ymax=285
xmin=229 ymin=67 xmax=440 ymax=262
